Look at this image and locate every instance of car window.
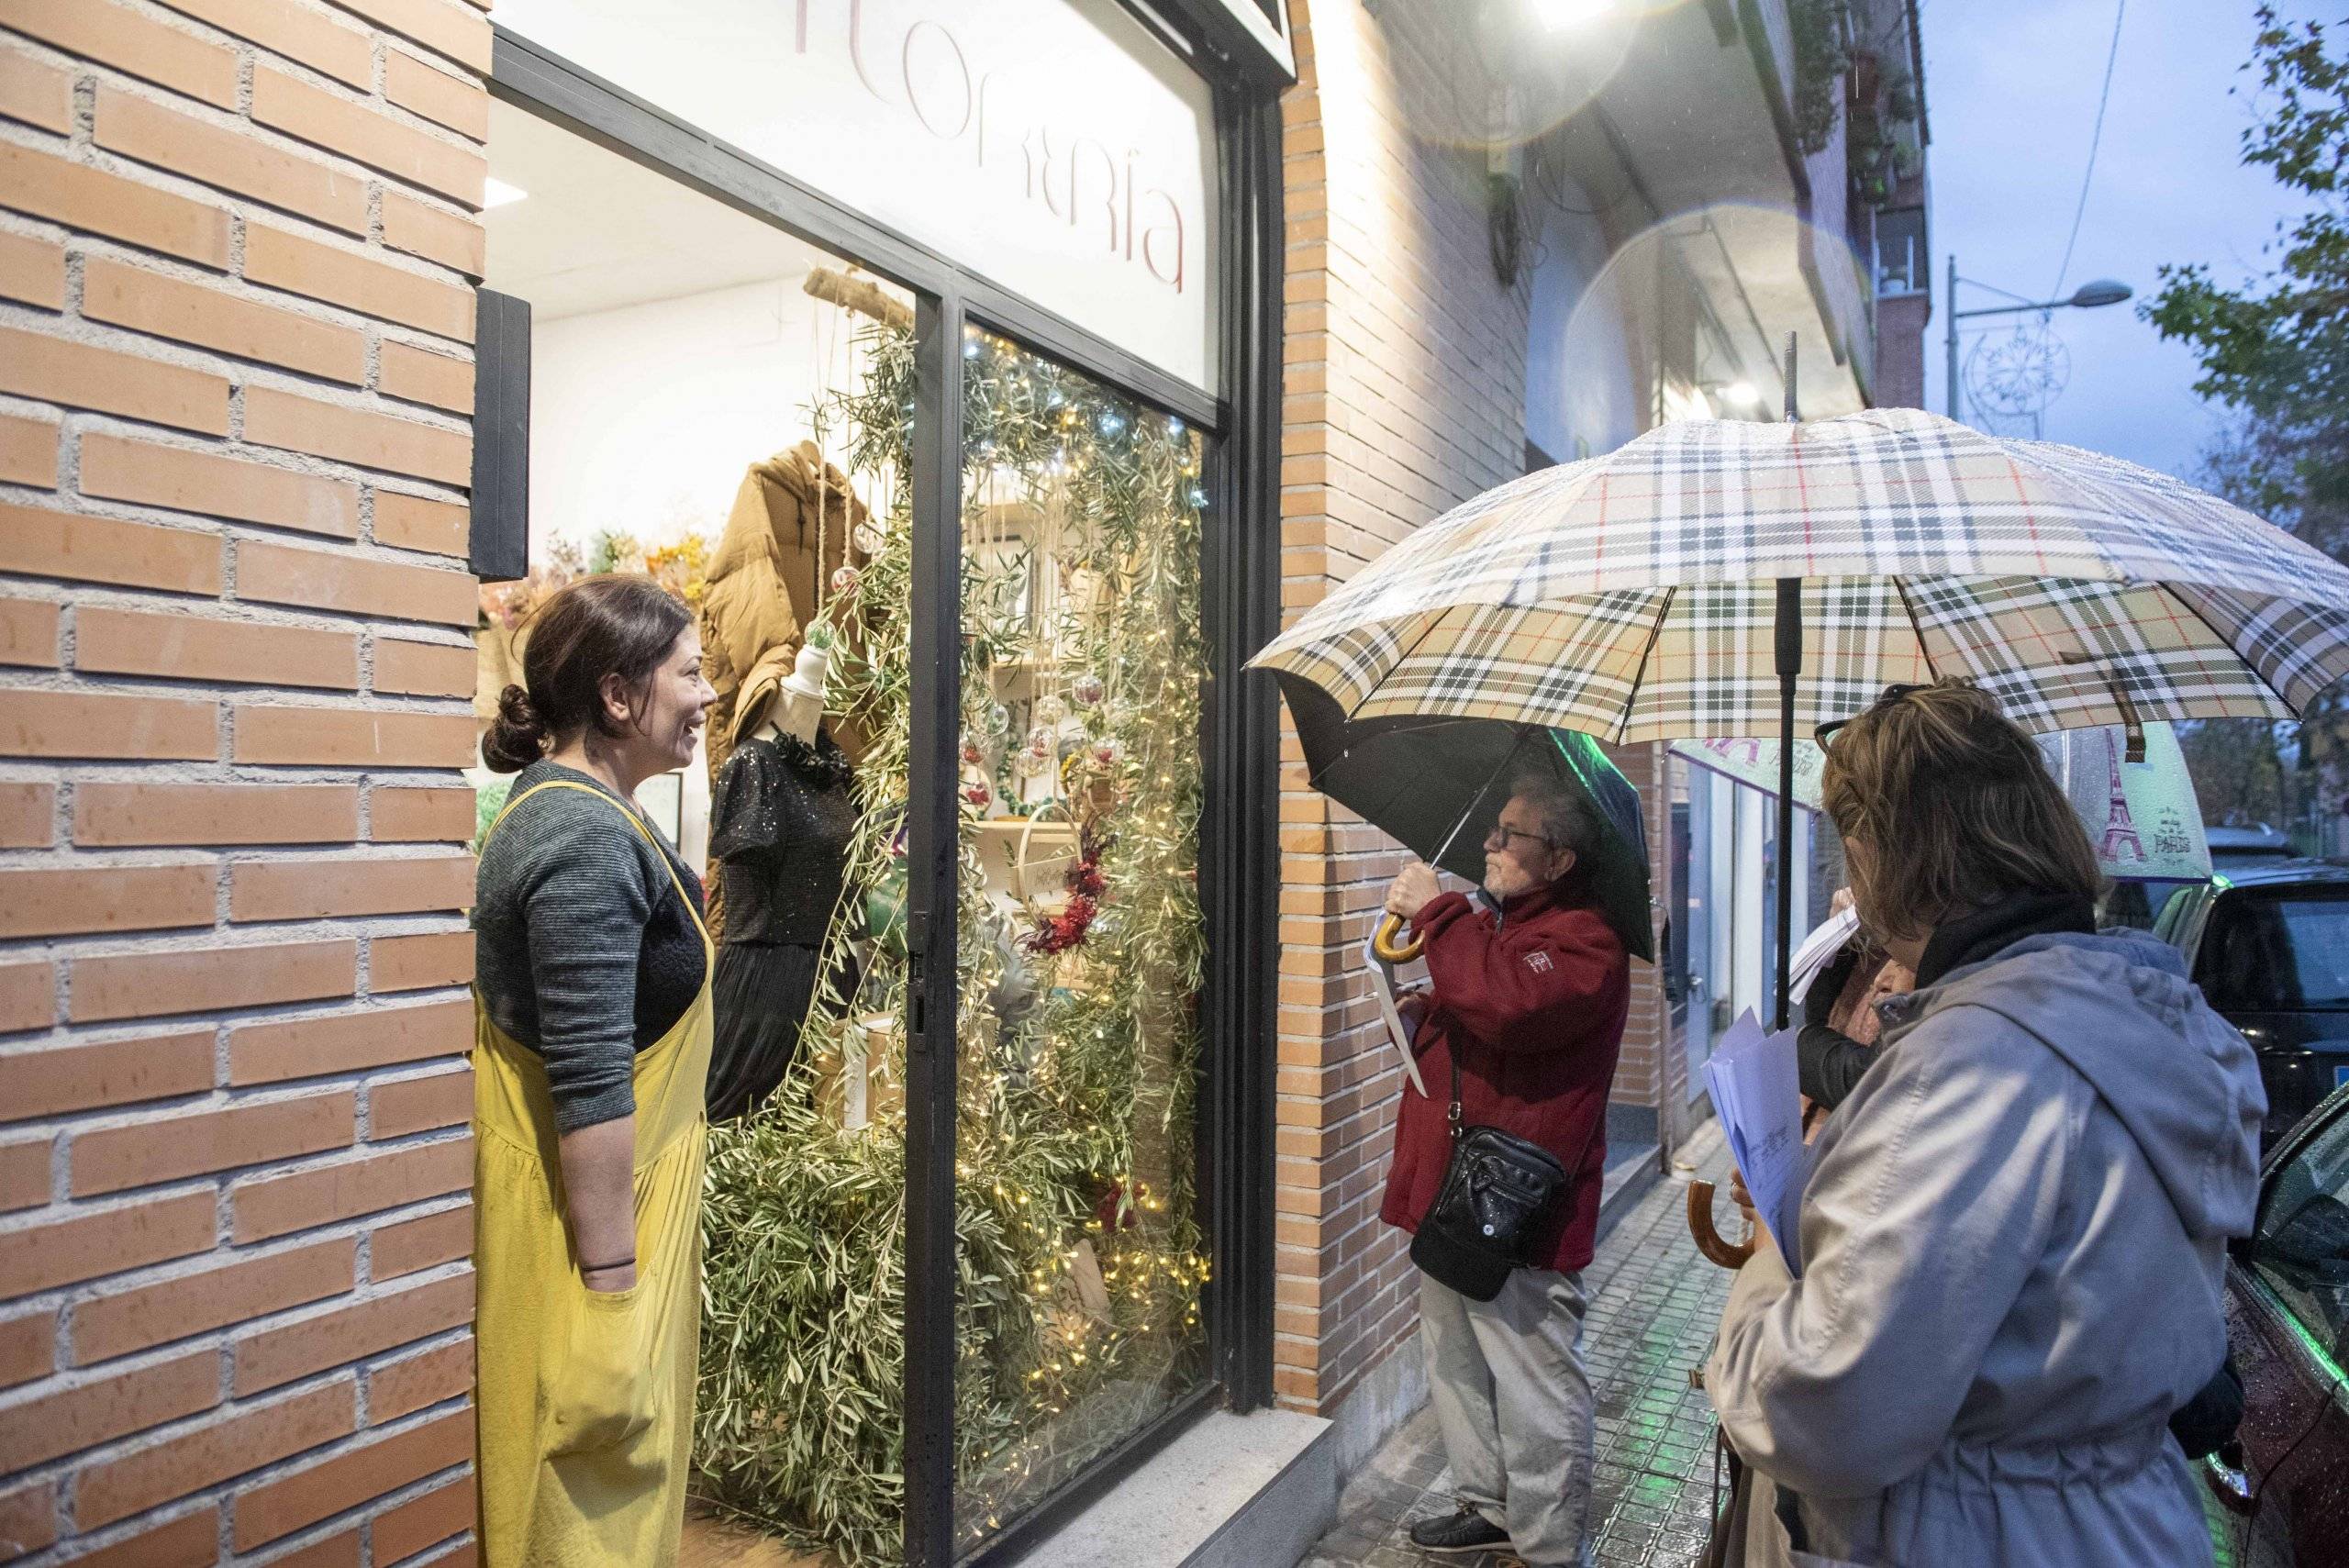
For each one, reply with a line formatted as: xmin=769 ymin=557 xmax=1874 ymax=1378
xmin=2152 ymin=885 xmax=2199 ymax=945
xmin=2254 ymin=1103 xmax=2349 ymax=1360
xmin=2202 ymin=893 xmax=2349 ymax=1011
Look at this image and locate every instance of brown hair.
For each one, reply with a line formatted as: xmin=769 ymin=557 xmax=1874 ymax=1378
xmin=482 ymin=575 xmax=693 ymax=773
xmin=1820 ymin=679 xmax=2099 ymax=941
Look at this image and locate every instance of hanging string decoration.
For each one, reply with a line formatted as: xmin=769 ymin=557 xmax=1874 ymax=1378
xmin=693 ymin=318 xmax=1213 ymax=1568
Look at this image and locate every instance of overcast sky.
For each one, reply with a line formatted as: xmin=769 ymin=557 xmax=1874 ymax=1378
xmin=1921 ymin=0 xmax=2314 ymax=483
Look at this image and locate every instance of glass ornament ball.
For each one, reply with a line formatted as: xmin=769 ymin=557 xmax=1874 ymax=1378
xmin=1072 ymin=673 xmax=1105 ymax=708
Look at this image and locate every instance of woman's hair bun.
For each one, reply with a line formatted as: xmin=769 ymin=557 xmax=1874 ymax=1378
xmin=483 ymin=683 xmax=549 ymax=773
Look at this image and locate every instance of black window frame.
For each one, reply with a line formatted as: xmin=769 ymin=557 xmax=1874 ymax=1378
xmin=481 ymin=12 xmax=1286 ymax=1564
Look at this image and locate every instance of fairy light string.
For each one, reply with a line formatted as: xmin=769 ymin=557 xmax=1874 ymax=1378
xmin=695 ymin=321 xmax=1212 ymax=1566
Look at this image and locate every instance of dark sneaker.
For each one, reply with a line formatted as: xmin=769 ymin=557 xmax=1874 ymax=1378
xmin=1408 ymin=1505 xmax=1510 ymax=1554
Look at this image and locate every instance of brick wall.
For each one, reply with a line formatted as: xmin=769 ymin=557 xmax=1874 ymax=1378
xmin=1875 ymin=291 xmax=1930 ymax=410
xmin=1274 ymin=0 xmax=1534 ymax=1418
xmin=0 ymin=1 xmax=486 ymax=1562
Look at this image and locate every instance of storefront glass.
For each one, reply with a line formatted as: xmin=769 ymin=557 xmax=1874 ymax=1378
xmin=472 ymin=101 xmax=907 ymax=870
xmin=689 ymin=284 xmax=921 ymax=1565
xmin=952 ymin=328 xmax=1213 ymax=1551
xmin=477 ymin=99 xmax=930 ymax=1562
xmin=473 ymin=2 xmax=1274 ymax=1552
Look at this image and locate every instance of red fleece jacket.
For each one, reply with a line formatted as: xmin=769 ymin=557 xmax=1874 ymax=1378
xmin=1379 ymin=881 xmax=1631 ymax=1274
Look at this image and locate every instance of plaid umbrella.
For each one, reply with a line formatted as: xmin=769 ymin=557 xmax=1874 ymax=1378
xmin=1254 ymin=404 xmax=2349 ymax=1025
xmin=1253 ymin=407 xmax=2349 ymax=741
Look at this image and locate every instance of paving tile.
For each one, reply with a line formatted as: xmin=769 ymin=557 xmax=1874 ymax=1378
xmin=1303 ymin=1131 xmax=1738 ymax=1568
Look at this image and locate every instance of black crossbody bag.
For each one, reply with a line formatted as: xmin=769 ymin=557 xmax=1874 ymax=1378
xmin=1408 ymin=1046 xmax=1596 ymax=1302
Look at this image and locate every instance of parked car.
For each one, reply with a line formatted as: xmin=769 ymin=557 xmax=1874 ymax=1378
xmin=2204 ymin=1080 xmax=2349 ymax=1568
xmin=2157 ymin=861 xmax=2349 ymax=1148
xmin=2207 ymin=822 xmax=2299 ymax=865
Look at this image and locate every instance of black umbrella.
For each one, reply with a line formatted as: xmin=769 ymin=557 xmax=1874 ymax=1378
xmin=1278 ymin=673 xmax=1653 ymax=964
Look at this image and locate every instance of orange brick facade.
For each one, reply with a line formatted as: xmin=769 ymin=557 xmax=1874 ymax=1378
xmin=1272 ymin=0 xmax=1681 ymax=1436
xmin=0 ymin=0 xmax=486 ymax=1560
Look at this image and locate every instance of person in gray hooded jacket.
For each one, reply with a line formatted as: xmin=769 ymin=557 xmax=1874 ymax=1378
xmin=1706 ymin=680 xmax=2266 ymax=1568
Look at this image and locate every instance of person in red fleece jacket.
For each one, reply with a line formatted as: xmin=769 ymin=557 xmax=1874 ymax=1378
xmin=1386 ymin=774 xmax=1630 ymax=1567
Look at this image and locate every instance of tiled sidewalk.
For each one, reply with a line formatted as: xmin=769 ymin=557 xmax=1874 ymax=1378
xmin=1303 ymin=1124 xmax=1739 ymax=1568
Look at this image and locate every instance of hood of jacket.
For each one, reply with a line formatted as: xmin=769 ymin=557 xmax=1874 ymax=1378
xmin=1884 ymin=928 xmax=2266 ymax=1241
xmin=707 ymin=440 xmax=863 ymax=584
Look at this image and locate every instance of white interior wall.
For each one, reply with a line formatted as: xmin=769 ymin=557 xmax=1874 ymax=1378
xmin=528 ymin=273 xmax=838 ymax=562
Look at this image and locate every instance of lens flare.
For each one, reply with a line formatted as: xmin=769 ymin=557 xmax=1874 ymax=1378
xmin=1532 ymin=0 xmax=1616 ymax=30
xmin=1362 ymin=0 xmax=1704 ymax=157
xmin=1529 ymin=203 xmax=1878 ymax=456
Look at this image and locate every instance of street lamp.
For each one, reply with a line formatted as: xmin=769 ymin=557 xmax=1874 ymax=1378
xmin=1943 ymin=259 xmax=2133 ymax=424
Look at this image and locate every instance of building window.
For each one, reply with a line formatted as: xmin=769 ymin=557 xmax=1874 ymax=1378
xmin=1875 ymin=206 xmax=1928 ymax=298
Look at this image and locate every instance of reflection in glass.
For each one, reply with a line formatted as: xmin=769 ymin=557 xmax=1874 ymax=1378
xmin=953 ymin=328 xmax=1212 ymax=1551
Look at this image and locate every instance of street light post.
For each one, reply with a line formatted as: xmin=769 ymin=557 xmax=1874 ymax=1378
xmin=1946 ymin=251 xmax=1959 ymax=421
xmin=1943 ymin=257 xmax=2134 ymax=424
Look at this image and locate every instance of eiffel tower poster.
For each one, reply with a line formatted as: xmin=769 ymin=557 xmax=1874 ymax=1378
xmin=2100 ymin=732 xmax=2144 ymax=864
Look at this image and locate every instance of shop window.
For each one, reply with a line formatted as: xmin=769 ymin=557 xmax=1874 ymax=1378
xmin=473 ymin=99 xmax=905 ymax=864
xmin=477 ymin=99 xmax=927 ymax=1561
xmin=952 ymin=328 xmax=1212 ymax=1553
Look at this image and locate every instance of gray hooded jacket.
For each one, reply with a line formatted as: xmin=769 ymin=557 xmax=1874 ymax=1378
xmin=1707 ymin=929 xmax=2266 ymax=1567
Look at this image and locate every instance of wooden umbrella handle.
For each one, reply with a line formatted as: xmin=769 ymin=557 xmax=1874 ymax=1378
xmin=1687 ymin=1180 xmax=1757 ymax=1270
xmin=1372 ymin=913 xmax=1424 ymax=964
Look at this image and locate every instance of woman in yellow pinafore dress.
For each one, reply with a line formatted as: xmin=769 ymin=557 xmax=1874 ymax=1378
xmin=469 ymin=576 xmax=718 ymax=1567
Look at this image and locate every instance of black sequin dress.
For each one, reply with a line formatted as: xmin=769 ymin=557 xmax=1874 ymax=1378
xmin=705 ymin=728 xmax=857 ymax=1122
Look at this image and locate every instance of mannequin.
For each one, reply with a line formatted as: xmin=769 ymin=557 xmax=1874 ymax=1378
xmin=755 ymin=646 xmax=824 ymax=749
xmin=704 ymin=637 xmax=859 ymax=1122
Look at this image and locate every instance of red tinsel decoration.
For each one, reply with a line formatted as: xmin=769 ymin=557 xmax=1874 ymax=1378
xmin=1094 ymin=1179 xmax=1139 ymax=1231
xmin=1023 ymin=892 xmax=1097 ymax=954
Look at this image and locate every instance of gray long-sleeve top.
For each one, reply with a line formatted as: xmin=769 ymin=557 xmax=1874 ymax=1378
xmin=472 ymin=762 xmax=707 ymax=1131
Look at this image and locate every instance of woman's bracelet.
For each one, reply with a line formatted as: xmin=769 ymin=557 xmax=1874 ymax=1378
xmin=580 ymin=1255 xmax=636 ymax=1273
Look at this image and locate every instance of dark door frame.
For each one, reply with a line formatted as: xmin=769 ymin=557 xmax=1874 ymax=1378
xmin=483 ymin=15 xmax=1284 ymax=1564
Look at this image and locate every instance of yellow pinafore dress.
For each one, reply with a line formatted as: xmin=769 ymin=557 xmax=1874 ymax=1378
xmin=473 ymin=780 xmax=712 ymax=1568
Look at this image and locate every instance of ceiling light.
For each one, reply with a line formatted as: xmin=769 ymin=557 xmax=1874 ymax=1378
xmin=1723 ymin=381 xmax=1762 ymax=407
xmin=1531 ymin=0 xmax=1614 ymax=30
xmin=484 ymin=176 xmax=529 ymax=210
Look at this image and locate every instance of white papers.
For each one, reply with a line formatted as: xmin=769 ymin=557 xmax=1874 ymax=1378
xmin=1787 ymin=906 xmax=1862 ymax=1006
xmin=1362 ymin=932 xmax=1430 ymax=1098
xmin=1705 ymin=1010 xmax=1808 ymax=1275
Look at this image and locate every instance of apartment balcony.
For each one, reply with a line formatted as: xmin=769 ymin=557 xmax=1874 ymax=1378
xmin=1542 ymin=0 xmax=1883 ymax=416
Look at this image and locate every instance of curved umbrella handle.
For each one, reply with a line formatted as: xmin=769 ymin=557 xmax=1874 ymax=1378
xmin=1372 ymin=913 xmax=1424 ymax=964
xmin=1687 ymin=1180 xmax=1757 ymax=1270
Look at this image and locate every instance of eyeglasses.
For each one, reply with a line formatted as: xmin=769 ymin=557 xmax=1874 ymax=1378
xmin=1814 ymin=683 xmax=1929 ymax=747
xmin=1485 ymin=824 xmax=1553 ymax=852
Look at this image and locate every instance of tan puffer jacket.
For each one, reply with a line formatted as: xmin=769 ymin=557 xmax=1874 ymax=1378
xmin=698 ymin=440 xmax=868 ymax=781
